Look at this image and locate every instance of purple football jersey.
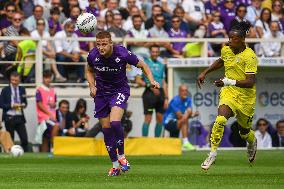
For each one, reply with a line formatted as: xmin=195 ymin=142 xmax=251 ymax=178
xmin=87 ymin=45 xmax=139 ymax=96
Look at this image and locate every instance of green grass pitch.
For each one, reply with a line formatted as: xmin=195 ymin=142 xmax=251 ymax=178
xmin=0 ymin=150 xmax=283 ymax=189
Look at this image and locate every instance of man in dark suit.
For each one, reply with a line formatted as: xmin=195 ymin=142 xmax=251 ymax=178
xmin=0 ymin=71 xmax=28 ymax=151
xmin=272 ymin=120 xmax=284 ymax=147
xmin=56 ymin=99 xmax=73 ymax=136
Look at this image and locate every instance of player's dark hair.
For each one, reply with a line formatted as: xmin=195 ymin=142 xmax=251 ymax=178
xmin=43 ymin=70 xmax=53 ymax=78
xmin=50 ymin=7 xmax=60 ymax=15
xmin=96 ymin=31 xmax=112 ymax=39
xmin=276 ymin=120 xmax=284 ymax=129
xmin=59 ymin=99 xmax=69 ymax=107
xmin=230 ymin=21 xmax=250 ymax=38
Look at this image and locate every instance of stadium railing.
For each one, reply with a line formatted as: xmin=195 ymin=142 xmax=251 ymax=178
xmin=0 ymin=36 xmax=284 ymax=89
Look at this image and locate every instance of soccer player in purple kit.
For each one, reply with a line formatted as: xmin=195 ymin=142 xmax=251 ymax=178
xmin=86 ymin=31 xmax=160 ymax=177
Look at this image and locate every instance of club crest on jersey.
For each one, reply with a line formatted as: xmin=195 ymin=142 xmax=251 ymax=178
xmin=95 ymin=57 xmax=100 ymax=62
xmin=236 ymin=57 xmax=240 ymax=63
xmin=115 ymin=57 xmax=121 ymax=63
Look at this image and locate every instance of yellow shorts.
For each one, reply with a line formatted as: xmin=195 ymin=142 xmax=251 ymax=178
xmin=219 ymin=90 xmax=255 ymax=129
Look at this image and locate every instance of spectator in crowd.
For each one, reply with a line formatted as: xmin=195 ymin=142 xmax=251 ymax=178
xmin=123 ymin=5 xmax=145 ymax=31
xmin=255 ymin=8 xmax=271 ymax=38
xmin=31 ymin=18 xmax=65 ymax=82
xmin=127 ymin=15 xmax=151 ymax=58
xmin=182 ymin=0 xmax=207 ymax=31
xmin=48 ymin=7 xmax=62 ymax=36
xmin=36 ymin=70 xmax=59 ymax=152
xmin=0 ymin=2 xmax=15 ymax=34
xmin=107 ymin=12 xmax=127 ymax=38
xmin=204 ymin=0 xmax=221 ymax=22
xmin=75 ymin=29 xmax=95 ymax=57
xmin=69 ymin=5 xmax=81 ymax=24
xmin=136 ymin=45 xmax=168 ymax=137
xmin=161 ymin=0 xmax=180 ymax=16
xmin=105 ymin=10 xmax=114 ymax=30
xmin=54 ymin=20 xmax=85 ymax=83
xmin=272 ymin=120 xmax=284 ymax=147
xmin=85 ymin=106 xmax=133 ymax=138
xmin=278 ymin=9 xmax=284 ymax=33
xmin=49 ymin=0 xmax=67 ymax=24
xmin=69 ymin=99 xmax=90 ymax=137
xmin=246 ymin=0 xmax=262 ymax=26
xmin=63 ymin=0 xmax=80 ymax=18
xmin=220 ymin=0 xmax=236 ymax=32
xmin=92 ymin=16 xmax=106 ymax=35
xmin=119 ymin=0 xmax=139 ymax=20
xmin=85 ymin=0 xmax=101 ymax=17
xmin=163 ymin=84 xmax=198 ymax=150
xmin=56 ymin=99 xmax=73 ymax=136
xmin=229 ymin=121 xmax=247 ymax=147
xmin=230 ymin=4 xmax=257 ymax=38
xmin=166 ymin=6 xmax=191 ymax=34
xmin=19 ymin=0 xmax=35 ymax=18
xmin=167 ymin=16 xmax=189 ymax=56
xmin=36 ymin=0 xmax=53 ymax=20
xmin=149 ymin=14 xmax=180 ymax=58
xmin=15 ymin=28 xmax=36 ymax=83
xmin=23 ymin=5 xmax=48 ymax=32
xmin=145 ymin=4 xmax=162 ymax=30
xmin=0 ymin=121 xmax=14 ymax=153
xmin=254 ymin=118 xmax=272 ymax=148
xmin=100 ymin=0 xmax=119 ymax=18
xmin=2 ymin=12 xmax=24 ymax=77
xmin=0 ymin=71 xmax=28 ymax=151
xmin=271 ymin=0 xmax=282 ymax=21
xmin=260 ymin=21 xmax=283 ymax=57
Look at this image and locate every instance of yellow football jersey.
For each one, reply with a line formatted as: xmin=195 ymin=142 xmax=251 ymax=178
xmin=220 ymin=45 xmax=258 ymax=105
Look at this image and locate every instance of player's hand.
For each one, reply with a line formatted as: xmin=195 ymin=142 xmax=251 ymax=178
xmin=193 ymin=111 xmax=199 ymax=117
xmin=151 ymin=88 xmax=160 ymax=96
xmin=89 ymin=86 xmax=97 ymax=98
xmin=150 ymin=80 xmax=160 ymax=89
xmin=214 ymin=79 xmax=224 ymax=87
xmin=197 ymin=72 xmax=206 ymax=89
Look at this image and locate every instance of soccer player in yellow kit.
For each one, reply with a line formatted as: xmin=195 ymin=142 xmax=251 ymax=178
xmin=197 ymin=22 xmax=258 ymax=170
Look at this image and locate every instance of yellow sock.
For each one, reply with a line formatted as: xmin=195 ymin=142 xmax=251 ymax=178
xmin=240 ymin=129 xmax=256 ymax=145
xmin=210 ymin=116 xmax=227 ymax=152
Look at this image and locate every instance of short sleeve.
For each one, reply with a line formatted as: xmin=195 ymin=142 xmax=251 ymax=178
xmin=245 ymin=53 xmax=258 ymax=74
xmin=124 ymin=48 xmax=139 ymax=66
xmin=87 ymin=51 xmax=94 ymax=67
xmin=36 ymin=90 xmax=42 ymax=102
xmin=186 ymin=98 xmax=192 ymax=109
xmin=220 ymin=46 xmax=227 ymax=61
xmin=170 ymin=99 xmax=181 ymax=113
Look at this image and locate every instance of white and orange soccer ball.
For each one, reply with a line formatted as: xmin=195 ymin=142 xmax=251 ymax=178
xmin=10 ymin=145 xmax=24 ymax=157
xmin=76 ymin=12 xmax=97 ymax=33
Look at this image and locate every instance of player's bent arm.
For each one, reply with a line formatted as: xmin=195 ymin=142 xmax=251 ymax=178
xmin=235 ymin=74 xmax=256 ymax=88
xmin=86 ymin=65 xmax=96 ymax=88
xmin=202 ymin=58 xmax=224 ymax=76
xmin=162 ymin=80 xmax=168 ymax=99
xmin=135 ymin=75 xmax=147 ymax=87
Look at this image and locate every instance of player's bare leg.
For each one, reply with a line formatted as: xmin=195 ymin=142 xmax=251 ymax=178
xmin=110 ymin=106 xmax=130 ymax=172
xmin=201 ymin=105 xmax=233 ymax=170
xmin=238 ymin=125 xmax=257 ymax=164
xmin=100 ymin=116 xmax=122 ymax=176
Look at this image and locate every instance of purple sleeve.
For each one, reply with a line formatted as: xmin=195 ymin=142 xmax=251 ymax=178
xmin=36 ymin=90 xmax=42 ymax=102
xmin=87 ymin=51 xmax=94 ymax=67
xmin=127 ymin=31 xmax=134 ymax=37
xmin=124 ymin=48 xmax=139 ymax=66
xmin=208 ymin=23 xmax=214 ymax=34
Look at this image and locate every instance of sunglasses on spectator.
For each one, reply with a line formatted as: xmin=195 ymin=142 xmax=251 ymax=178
xmin=172 ymin=19 xmax=180 ymax=23
xmin=7 ymin=9 xmax=16 ymax=12
xmin=258 ymin=123 xmax=267 ymax=126
xmin=156 ymin=19 xmax=165 ymax=22
xmin=238 ymin=9 xmax=247 ymax=13
xmin=273 ymin=4 xmax=282 ymax=7
xmin=226 ymin=0 xmax=234 ymax=3
xmin=13 ymin=18 xmax=22 ymax=21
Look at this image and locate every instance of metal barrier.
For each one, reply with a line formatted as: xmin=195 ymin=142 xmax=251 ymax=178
xmin=1 ymin=36 xmax=284 ymax=87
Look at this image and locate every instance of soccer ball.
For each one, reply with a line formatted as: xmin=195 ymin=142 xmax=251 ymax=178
xmin=76 ymin=12 xmax=97 ymax=33
xmin=10 ymin=145 xmax=24 ymax=157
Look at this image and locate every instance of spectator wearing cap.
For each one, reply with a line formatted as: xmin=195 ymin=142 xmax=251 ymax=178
xmin=48 ymin=7 xmax=62 ymax=36
xmin=0 ymin=3 xmax=16 ymax=34
xmin=246 ymin=0 xmax=262 ymax=26
xmin=182 ymin=0 xmax=207 ymax=31
xmin=167 ymin=16 xmax=189 ymax=56
xmin=220 ymin=0 xmax=236 ymax=32
xmin=107 ymin=13 xmax=127 ymax=38
xmin=54 ymin=20 xmax=85 ymax=83
xmin=31 ymin=18 xmax=66 ymax=82
xmin=272 ymin=120 xmax=284 ymax=147
xmin=260 ymin=21 xmax=283 ymax=57
xmin=23 ymin=5 xmax=49 ymax=32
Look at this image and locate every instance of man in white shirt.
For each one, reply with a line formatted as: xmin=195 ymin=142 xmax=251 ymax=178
xmin=23 ymin=5 xmax=49 ymax=32
xmin=261 ymin=21 xmax=283 ymax=57
xmin=54 ymin=20 xmax=85 ymax=83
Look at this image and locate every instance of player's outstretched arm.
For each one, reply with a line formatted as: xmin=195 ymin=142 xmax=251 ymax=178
xmin=214 ymin=74 xmax=256 ymax=88
xmin=197 ymin=58 xmax=224 ymax=89
xmin=86 ymin=64 xmax=96 ymax=97
xmin=136 ymin=60 xmax=160 ymax=89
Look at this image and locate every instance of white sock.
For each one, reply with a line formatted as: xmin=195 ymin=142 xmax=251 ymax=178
xmin=210 ymin=151 xmax=217 ymax=157
xmin=182 ymin=138 xmax=189 ymax=145
xmin=112 ymin=161 xmax=120 ymax=168
xmin=118 ymin=154 xmax=125 ymax=159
